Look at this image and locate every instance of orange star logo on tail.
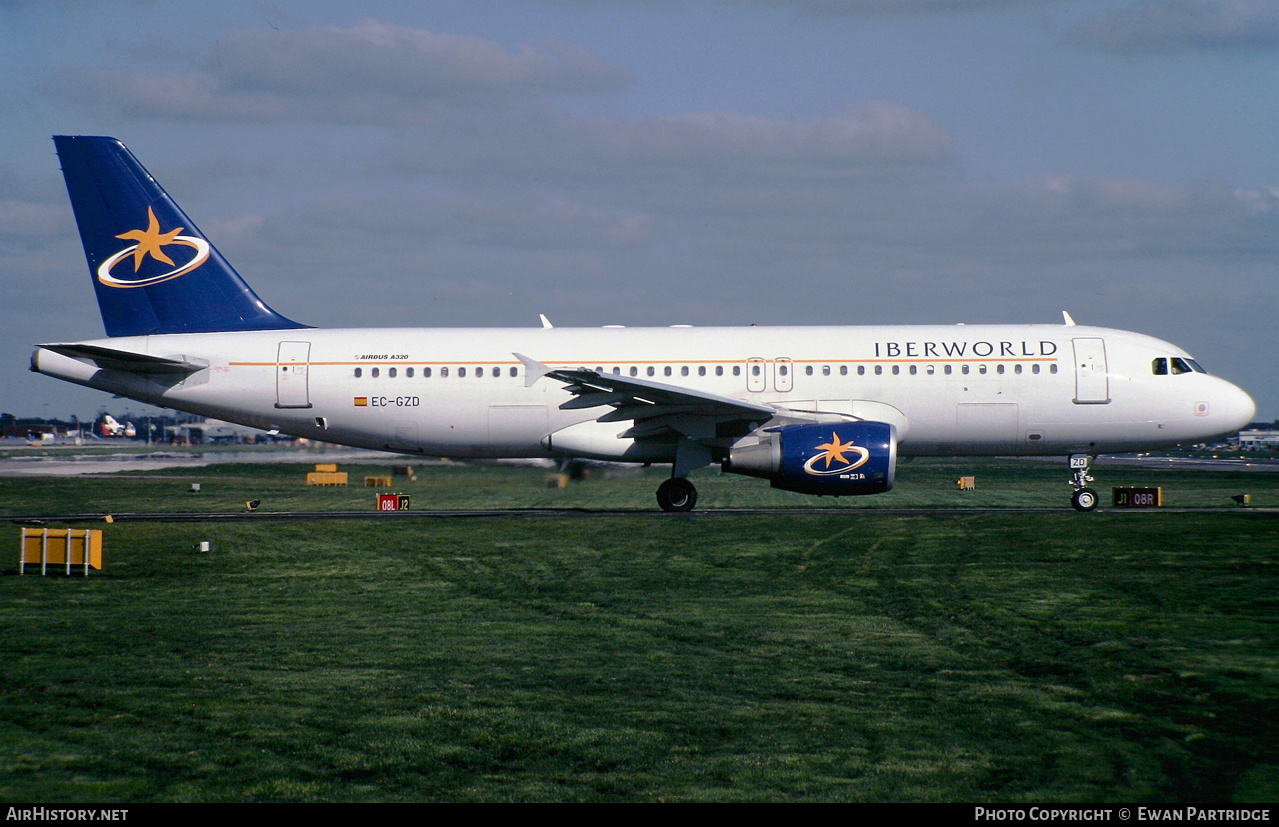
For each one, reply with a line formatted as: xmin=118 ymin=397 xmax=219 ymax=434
xmin=115 ymin=207 xmax=183 ymax=270
xmin=97 ymin=207 xmax=210 ymax=288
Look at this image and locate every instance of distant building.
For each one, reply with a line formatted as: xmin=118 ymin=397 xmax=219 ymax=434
xmin=1238 ymin=429 xmax=1279 ymax=451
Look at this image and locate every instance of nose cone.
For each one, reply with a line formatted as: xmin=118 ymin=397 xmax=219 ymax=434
xmin=1219 ymin=380 xmax=1257 ymax=433
xmin=1212 ymin=378 xmax=1263 ymax=437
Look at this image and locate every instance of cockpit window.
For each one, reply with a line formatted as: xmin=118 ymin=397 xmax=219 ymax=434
xmin=1155 ymin=356 xmax=1208 ymax=376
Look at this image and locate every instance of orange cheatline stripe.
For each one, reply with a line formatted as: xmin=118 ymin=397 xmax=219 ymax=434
xmin=231 ymin=356 xmax=1059 ymax=367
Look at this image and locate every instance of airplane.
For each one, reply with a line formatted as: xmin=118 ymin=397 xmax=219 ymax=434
xmin=99 ymin=414 xmax=123 ymax=437
xmin=99 ymin=413 xmax=136 ymax=438
xmin=32 ymin=136 xmax=1257 ymax=511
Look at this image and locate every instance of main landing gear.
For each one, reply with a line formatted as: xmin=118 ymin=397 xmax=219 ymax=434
xmin=1069 ymin=454 xmax=1099 ymax=512
xmin=656 ymin=477 xmax=698 ymax=512
xmin=657 ymin=439 xmax=709 ymax=512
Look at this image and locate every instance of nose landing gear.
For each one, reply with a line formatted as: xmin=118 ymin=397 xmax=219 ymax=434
xmin=1069 ymin=454 xmax=1099 ymax=511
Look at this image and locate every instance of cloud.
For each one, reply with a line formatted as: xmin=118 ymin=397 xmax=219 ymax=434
xmin=1066 ymin=0 xmax=1279 ymax=53
xmin=58 ymin=19 xmax=633 ymax=123
xmin=201 ymin=118 xmax=1278 ymax=331
xmin=375 ymin=100 xmax=959 ymax=192
xmin=557 ymin=0 xmax=1054 ymax=16
xmin=773 ymin=0 xmax=1051 ymax=15
xmin=0 ymin=199 xmax=65 ymax=243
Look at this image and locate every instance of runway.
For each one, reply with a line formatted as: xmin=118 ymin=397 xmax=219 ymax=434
xmin=0 ymin=447 xmax=400 ymax=477
xmin=5 ymin=505 xmax=1275 ymax=524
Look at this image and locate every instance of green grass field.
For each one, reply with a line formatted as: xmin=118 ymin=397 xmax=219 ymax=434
xmin=0 ymin=457 xmax=1276 ymax=802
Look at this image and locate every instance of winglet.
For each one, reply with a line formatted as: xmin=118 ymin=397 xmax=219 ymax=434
xmin=1062 ymin=311 xmax=1076 ymax=327
xmin=514 ymin=353 xmax=550 ymax=388
xmin=539 ymin=314 xmax=554 ymax=329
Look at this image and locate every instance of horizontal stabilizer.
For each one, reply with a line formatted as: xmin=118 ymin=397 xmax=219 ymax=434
xmin=38 ymin=343 xmax=208 ymax=375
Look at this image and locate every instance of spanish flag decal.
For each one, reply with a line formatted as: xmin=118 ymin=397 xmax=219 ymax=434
xmin=354 ymin=397 xmax=368 ymax=407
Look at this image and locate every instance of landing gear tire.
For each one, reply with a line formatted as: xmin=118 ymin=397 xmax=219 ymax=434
xmin=1071 ymin=487 xmax=1099 ymax=512
xmin=657 ymin=478 xmax=698 ymax=512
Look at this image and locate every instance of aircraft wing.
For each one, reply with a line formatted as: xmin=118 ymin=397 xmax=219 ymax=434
xmin=515 ymin=353 xmax=777 ymax=444
xmin=38 ymin=343 xmax=208 ymax=375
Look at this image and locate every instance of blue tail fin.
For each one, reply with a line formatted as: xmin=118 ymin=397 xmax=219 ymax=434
xmin=54 ymin=135 xmax=306 ymax=337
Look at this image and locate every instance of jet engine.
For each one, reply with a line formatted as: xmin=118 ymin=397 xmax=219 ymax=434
xmin=722 ymin=421 xmax=897 ymax=496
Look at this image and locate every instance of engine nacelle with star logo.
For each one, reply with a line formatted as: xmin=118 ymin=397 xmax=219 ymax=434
xmin=722 ymin=421 xmax=897 ymax=496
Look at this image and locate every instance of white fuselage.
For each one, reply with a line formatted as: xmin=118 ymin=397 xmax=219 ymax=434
xmin=33 ymin=322 xmax=1256 ymax=459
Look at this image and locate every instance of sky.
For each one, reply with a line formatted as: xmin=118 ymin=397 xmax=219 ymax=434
xmin=1 ymin=0 xmax=1276 ymax=421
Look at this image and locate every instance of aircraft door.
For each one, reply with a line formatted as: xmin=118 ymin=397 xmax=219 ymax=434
xmin=1072 ymin=338 xmax=1110 ymax=404
xmin=275 ymin=341 xmax=312 ymax=409
xmin=747 ymin=358 xmax=766 ymax=392
xmin=774 ymin=358 xmax=793 ymax=392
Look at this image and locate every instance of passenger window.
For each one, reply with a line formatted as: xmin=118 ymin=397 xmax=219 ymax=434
xmin=354 ymin=368 xmax=362 ymax=378
xmin=978 ymin=365 xmax=986 ymax=375
xmin=858 ymin=366 xmax=865 ymax=376
xmin=716 ymin=366 xmax=724 ymax=377
xmin=909 ymin=365 xmax=917 ymax=375
xmin=961 ymin=365 xmax=970 ymax=375
xmin=1032 ymin=364 xmax=1040 ymax=375
xmin=459 ymin=367 xmax=466 ymax=377
xmin=944 ymin=365 xmax=952 ymax=375
xmin=806 ymin=366 xmax=814 ymax=376
xmin=681 ymin=366 xmax=689 ymax=377
xmin=926 ymin=365 xmax=934 ymax=375
xmin=406 ymin=368 xmax=414 ymax=378
xmin=388 ymin=367 xmax=397 ymax=378
xmin=664 ymin=366 xmax=672 ymax=377
xmin=840 ymin=366 xmax=847 ymax=376
xmin=698 ymin=366 xmax=706 ymax=377
xmin=1152 ymin=358 xmax=1168 ymax=375
xmin=630 ymin=367 xmax=638 ymax=377
xmin=733 ymin=366 xmax=741 ymax=376
xmin=511 ymin=367 xmax=518 ymax=377
xmin=822 ymin=366 xmax=831 ymax=376
xmin=372 ymin=367 xmax=380 ymax=378
xmin=1050 ymin=364 xmax=1058 ymax=374
xmin=441 ymin=367 xmax=448 ymax=377
xmin=875 ymin=366 xmax=883 ymax=376
xmin=892 ymin=365 xmax=900 ymax=375
xmin=424 ymin=367 xmax=432 ymax=378
xmin=647 ymin=366 xmax=655 ymax=377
